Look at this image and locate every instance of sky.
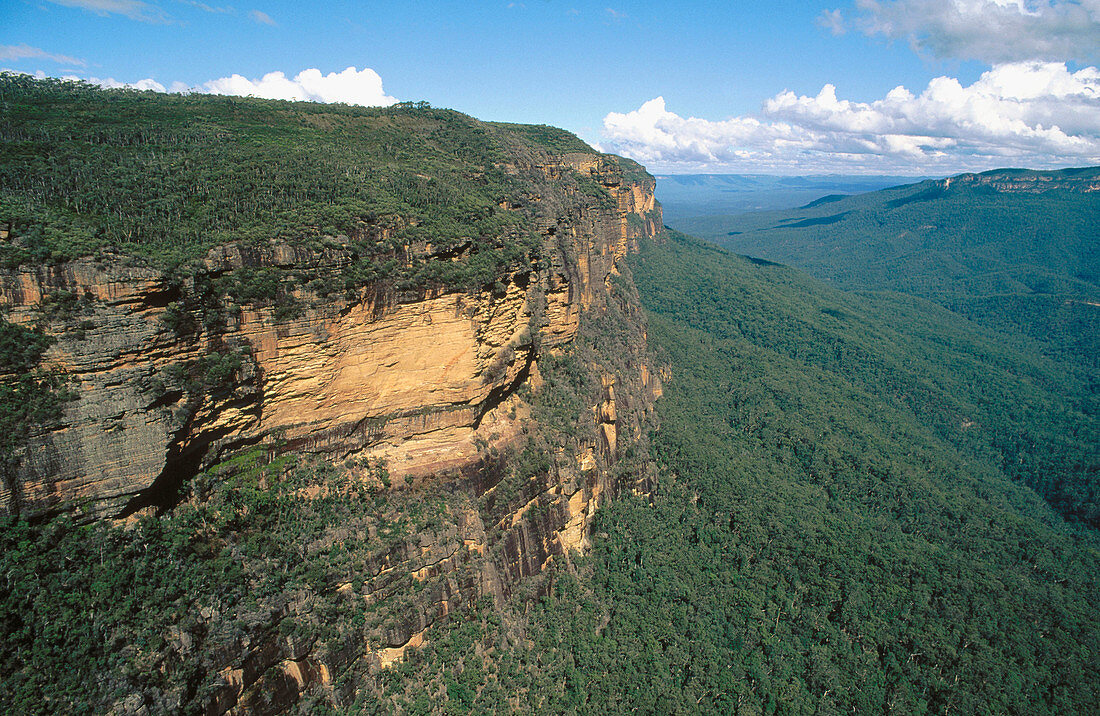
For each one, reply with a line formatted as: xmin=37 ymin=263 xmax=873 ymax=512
xmin=2 ymin=0 xmax=1099 ymax=175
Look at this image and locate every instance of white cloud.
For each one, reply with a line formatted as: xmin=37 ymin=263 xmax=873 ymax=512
xmin=199 ymin=66 xmax=398 ymax=106
xmin=175 ymin=0 xmax=233 ymax=13
xmin=35 ymin=65 xmax=398 ymax=107
xmin=248 ymin=9 xmax=275 ymax=25
xmin=47 ymin=0 xmax=170 ymax=23
xmin=69 ymin=74 xmax=168 ymax=91
xmin=600 ymin=62 xmax=1100 ymax=173
xmin=0 ymin=44 xmax=86 ymax=67
xmin=839 ymin=0 xmax=1100 ymax=63
xmin=817 ymin=8 xmax=847 ymax=35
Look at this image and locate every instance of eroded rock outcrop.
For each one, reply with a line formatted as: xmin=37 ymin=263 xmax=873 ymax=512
xmin=937 ymin=167 xmax=1100 ymax=193
xmin=2 ymin=152 xmax=659 ymax=518
xmin=1 ymin=150 xmax=664 ymax=714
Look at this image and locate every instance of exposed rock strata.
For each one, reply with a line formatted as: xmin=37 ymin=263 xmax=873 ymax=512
xmin=2 ymin=152 xmax=664 ymax=713
xmin=937 ymin=167 xmax=1100 ymax=193
xmin=2 ymin=153 xmax=658 ymax=518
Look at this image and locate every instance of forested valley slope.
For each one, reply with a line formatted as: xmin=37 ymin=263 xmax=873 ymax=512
xmin=677 ymin=169 xmax=1100 ymax=377
xmin=0 ymin=75 xmax=1097 ymax=714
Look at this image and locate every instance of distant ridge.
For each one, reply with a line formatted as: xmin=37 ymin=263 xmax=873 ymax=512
xmin=677 ymin=165 xmax=1100 ymax=378
xmin=654 ymin=173 xmax=929 ymax=220
xmin=799 ymin=193 xmax=847 ymax=209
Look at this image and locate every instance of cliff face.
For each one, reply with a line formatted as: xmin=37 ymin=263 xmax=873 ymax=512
xmin=1 ymin=150 xmax=663 ymax=713
xmin=937 ymin=167 xmax=1100 ymax=193
xmin=2 ymin=153 xmax=658 ymax=521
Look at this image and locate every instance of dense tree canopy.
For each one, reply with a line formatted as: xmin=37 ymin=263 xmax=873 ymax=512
xmin=676 ymin=170 xmax=1100 ymax=372
xmin=0 ymin=73 xmax=602 ymax=294
xmin=1 ymin=75 xmax=1096 ymax=714
xmin=322 ymin=231 xmax=1100 ymax=713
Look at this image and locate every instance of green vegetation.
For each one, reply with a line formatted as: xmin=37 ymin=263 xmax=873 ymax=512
xmin=0 ymin=320 xmax=53 ymax=373
xmin=614 ymin=231 xmax=1098 ymax=711
xmin=0 ymin=74 xmax=593 ymax=296
xmin=371 ymin=230 xmax=1100 ymax=713
xmin=675 ymin=169 xmax=1100 ymax=371
xmin=161 ymin=349 xmax=247 ymax=396
xmin=0 ymin=450 xmax=470 ymax=714
xmin=488 ymin=122 xmax=594 ymax=154
xmin=641 ymin=231 xmax=1100 ymax=527
xmin=0 ymin=319 xmax=71 ymax=484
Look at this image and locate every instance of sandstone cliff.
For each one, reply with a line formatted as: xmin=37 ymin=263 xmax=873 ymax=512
xmin=1 ymin=145 xmax=664 ymax=713
xmin=937 ymin=167 xmax=1100 ymax=193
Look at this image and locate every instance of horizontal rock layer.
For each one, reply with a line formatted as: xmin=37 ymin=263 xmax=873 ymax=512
xmin=3 ymin=153 xmax=656 ymax=520
xmin=3 ymin=150 xmax=663 ymax=715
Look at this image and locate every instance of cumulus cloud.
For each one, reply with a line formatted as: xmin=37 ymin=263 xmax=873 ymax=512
xmin=837 ymin=0 xmax=1100 ymax=63
xmin=61 ymin=74 xmax=169 ymax=91
xmin=0 ymin=44 xmax=86 ymax=67
xmin=199 ymin=66 xmax=398 ymax=106
xmin=600 ymin=62 xmax=1100 ymax=173
xmin=46 ymin=0 xmax=170 ymax=23
xmin=44 ymin=66 xmax=396 ymax=108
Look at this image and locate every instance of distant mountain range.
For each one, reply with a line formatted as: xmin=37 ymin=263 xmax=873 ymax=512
xmin=674 ymin=167 xmax=1100 ymax=374
xmin=654 ymin=173 xmax=929 ymax=220
xmin=2 ymin=76 xmax=1098 ymax=714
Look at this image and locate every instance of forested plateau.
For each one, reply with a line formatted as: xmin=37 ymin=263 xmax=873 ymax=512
xmin=0 ymin=75 xmax=1097 ymax=714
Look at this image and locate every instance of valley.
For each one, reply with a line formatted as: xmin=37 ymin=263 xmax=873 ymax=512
xmin=0 ymin=76 xmax=1097 ymax=714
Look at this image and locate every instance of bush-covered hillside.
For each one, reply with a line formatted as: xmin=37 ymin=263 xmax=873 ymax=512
xmin=1 ymin=76 xmax=1097 ymax=714
xmin=674 ymin=169 xmax=1100 ymax=371
xmin=558 ymin=231 xmax=1100 ymax=712
xmin=365 ymin=230 xmax=1100 ymax=713
xmin=0 ymin=73 xmax=603 ymax=292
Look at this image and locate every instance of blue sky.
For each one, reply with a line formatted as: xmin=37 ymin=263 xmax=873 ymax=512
xmin=3 ymin=1 xmax=1099 ymax=174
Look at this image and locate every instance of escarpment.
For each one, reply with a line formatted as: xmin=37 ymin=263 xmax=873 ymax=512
xmin=0 ymin=131 xmax=664 ymax=711
xmin=1 ymin=150 xmax=660 ymax=521
xmin=0 ymin=78 xmax=671 ymax=713
xmin=935 ymin=166 xmax=1100 ymax=193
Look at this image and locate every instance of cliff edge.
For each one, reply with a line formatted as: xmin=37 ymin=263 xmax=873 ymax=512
xmin=0 ymin=78 xmax=664 ymax=714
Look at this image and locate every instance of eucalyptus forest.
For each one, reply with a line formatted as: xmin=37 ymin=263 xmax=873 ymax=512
xmin=0 ymin=75 xmax=1097 ymax=714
